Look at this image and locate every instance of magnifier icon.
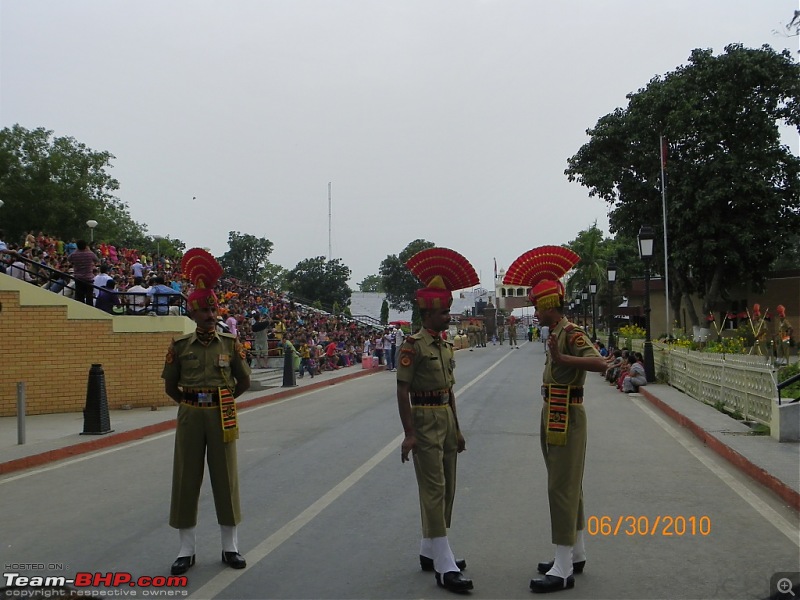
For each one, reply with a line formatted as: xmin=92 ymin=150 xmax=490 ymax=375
xmin=778 ymin=578 xmax=796 ymax=597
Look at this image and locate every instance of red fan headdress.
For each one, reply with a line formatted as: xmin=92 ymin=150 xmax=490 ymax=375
xmin=181 ymin=248 xmax=223 ymax=310
xmin=405 ymin=247 xmax=479 ymax=310
xmin=503 ymin=245 xmax=580 ymax=309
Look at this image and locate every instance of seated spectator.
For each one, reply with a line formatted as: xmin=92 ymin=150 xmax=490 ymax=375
xmin=622 ymin=353 xmax=647 ymax=393
xmin=146 ymin=276 xmax=181 ymax=315
xmin=95 ymin=279 xmax=122 ymax=314
xmin=126 ymin=276 xmax=149 ymax=314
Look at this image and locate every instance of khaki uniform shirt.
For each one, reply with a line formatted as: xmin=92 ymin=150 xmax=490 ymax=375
xmin=162 ymin=331 xmax=250 ymax=390
xmin=396 ymin=329 xmax=455 ymax=392
xmin=543 ymin=317 xmax=601 ymax=386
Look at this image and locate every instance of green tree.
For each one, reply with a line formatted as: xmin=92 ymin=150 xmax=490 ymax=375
xmin=0 ymin=124 xmax=149 ymax=245
xmin=380 ymin=298 xmax=389 ymax=324
xmin=285 ymin=256 xmax=352 ymax=309
xmin=565 ymin=44 xmax=800 ymax=326
xmin=358 ymin=274 xmax=383 ymax=292
xmin=261 ymin=262 xmax=288 ymax=291
xmin=380 ymin=239 xmax=436 ymax=312
xmin=217 ymin=231 xmax=275 ymax=286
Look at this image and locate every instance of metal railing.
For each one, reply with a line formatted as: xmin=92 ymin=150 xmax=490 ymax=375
xmin=1 ymin=250 xmax=187 ymax=315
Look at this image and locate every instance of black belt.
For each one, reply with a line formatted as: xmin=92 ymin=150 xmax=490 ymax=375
xmin=410 ymin=390 xmax=451 ymax=406
xmin=181 ymin=390 xmax=221 ymax=406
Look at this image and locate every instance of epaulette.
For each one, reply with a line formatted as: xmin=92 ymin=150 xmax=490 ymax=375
xmin=219 ymin=331 xmax=237 ymax=339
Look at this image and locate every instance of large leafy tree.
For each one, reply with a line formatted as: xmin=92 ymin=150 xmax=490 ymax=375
xmin=379 ymin=239 xmax=435 ymax=312
xmin=358 ymin=274 xmax=383 ymax=292
xmin=285 ymin=256 xmax=352 ymax=309
xmin=217 ymin=231 xmax=275 ymax=286
xmin=0 ymin=124 xmax=149 ymax=246
xmin=565 ymin=44 xmax=800 ymax=326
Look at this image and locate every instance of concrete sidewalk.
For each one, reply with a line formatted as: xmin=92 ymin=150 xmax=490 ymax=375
xmin=1 ymin=364 xmax=798 ymax=513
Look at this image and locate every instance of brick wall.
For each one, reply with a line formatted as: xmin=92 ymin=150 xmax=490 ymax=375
xmin=0 ymin=285 xmax=193 ymax=416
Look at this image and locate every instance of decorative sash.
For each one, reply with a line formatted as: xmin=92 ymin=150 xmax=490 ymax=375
xmin=219 ymin=387 xmax=239 ymax=442
xmin=543 ymin=384 xmax=570 ymax=446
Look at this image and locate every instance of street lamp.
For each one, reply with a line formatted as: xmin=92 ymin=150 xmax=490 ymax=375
xmin=153 ymin=234 xmax=164 ymax=257
xmin=86 ymin=220 xmax=98 ymax=242
xmin=574 ymin=295 xmax=581 ymax=325
xmin=589 ymin=280 xmax=598 ymax=342
xmin=607 ymin=262 xmax=617 ymax=349
xmin=638 ymin=225 xmax=656 ymax=383
xmin=581 ymin=290 xmax=588 ymax=330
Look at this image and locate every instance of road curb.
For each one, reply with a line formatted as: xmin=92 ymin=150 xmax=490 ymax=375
xmin=639 ymin=387 xmax=800 ymax=512
xmin=0 ymin=367 xmax=381 ymax=477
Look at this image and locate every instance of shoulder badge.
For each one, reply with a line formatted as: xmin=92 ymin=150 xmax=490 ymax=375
xmin=570 ymin=331 xmax=588 ymax=348
xmin=234 ymin=340 xmax=247 ymax=360
xmin=165 ymin=341 xmax=176 ymax=364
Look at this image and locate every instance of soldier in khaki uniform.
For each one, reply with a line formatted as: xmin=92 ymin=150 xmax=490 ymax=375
xmin=398 ymin=247 xmax=479 ymax=594
xmin=504 ymin=247 xmax=606 ymax=594
xmin=507 ymin=317 xmax=518 ymax=348
xmin=162 ymin=249 xmax=251 ymax=576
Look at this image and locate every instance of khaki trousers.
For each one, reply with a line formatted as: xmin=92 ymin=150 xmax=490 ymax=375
xmin=170 ymin=403 xmax=241 ymax=529
xmin=540 ymin=403 xmax=587 ymax=545
xmin=412 ymin=405 xmax=458 ymax=538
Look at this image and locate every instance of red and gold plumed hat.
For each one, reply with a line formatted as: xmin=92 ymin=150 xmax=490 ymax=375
xmin=503 ymin=245 xmax=580 ymax=309
xmin=406 ymin=247 xmax=479 ymax=310
xmin=181 ymin=248 xmax=223 ymax=310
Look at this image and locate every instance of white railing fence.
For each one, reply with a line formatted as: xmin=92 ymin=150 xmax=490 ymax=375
xmin=625 ymin=339 xmax=777 ymax=426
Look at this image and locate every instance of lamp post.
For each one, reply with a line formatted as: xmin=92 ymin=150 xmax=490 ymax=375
xmin=86 ymin=220 xmax=98 ymax=242
xmin=153 ymin=234 xmax=164 ymax=262
xmin=589 ymin=280 xmax=598 ymax=342
xmin=581 ymin=290 xmax=588 ymax=330
xmin=638 ymin=225 xmax=656 ymax=383
xmin=607 ymin=262 xmax=617 ymax=350
xmin=575 ymin=295 xmax=581 ymax=326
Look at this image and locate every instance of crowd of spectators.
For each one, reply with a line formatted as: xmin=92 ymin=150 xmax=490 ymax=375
xmin=603 ymin=348 xmax=647 ymax=393
xmin=0 ymin=229 xmax=397 ymax=374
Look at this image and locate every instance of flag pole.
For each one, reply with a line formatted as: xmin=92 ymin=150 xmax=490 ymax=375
xmin=660 ymin=135 xmax=670 ymax=337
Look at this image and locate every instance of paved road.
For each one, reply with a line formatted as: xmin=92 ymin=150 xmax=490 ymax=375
xmin=1 ymin=342 xmax=797 ymax=599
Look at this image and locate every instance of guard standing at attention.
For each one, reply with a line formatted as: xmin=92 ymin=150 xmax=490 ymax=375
xmin=397 ymin=247 xmax=479 ymax=594
xmin=162 ymin=249 xmax=251 ymax=575
xmin=507 ymin=316 xmax=519 ymax=348
xmin=504 ymin=246 xmax=607 ymax=594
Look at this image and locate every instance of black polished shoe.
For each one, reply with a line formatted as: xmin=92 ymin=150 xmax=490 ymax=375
xmin=170 ymin=555 xmax=195 ymax=576
xmin=419 ymin=555 xmax=467 ymax=572
xmin=435 ymin=571 xmax=474 ymax=593
xmin=221 ymin=551 xmax=247 ymax=569
xmin=530 ymin=574 xmax=575 ymax=593
xmin=536 ymin=559 xmax=585 ymax=575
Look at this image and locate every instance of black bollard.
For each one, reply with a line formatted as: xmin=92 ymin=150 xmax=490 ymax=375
xmin=82 ymin=364 xmax=114 ymax=435
xmin=282 ymin=343 xmax=297 ymax=387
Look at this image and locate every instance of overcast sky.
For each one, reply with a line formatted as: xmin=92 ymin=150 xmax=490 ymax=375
xmin=2 ymin=1 xmax=797 ymax=289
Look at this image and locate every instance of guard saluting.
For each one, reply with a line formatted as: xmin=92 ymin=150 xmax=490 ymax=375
xmin=162 ymin=249 xmax=251 ymax=575
xmin=396 ymin=247 xmax=478 ymax=594
xmin=504 ymin=246 xmax=607 ymax=594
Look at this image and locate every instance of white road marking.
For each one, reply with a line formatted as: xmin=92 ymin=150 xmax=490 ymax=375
xmin=189 ymin=348 xmax=518 ymax=599
xmin=632 ymin=397 xmax=800 ymax=548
